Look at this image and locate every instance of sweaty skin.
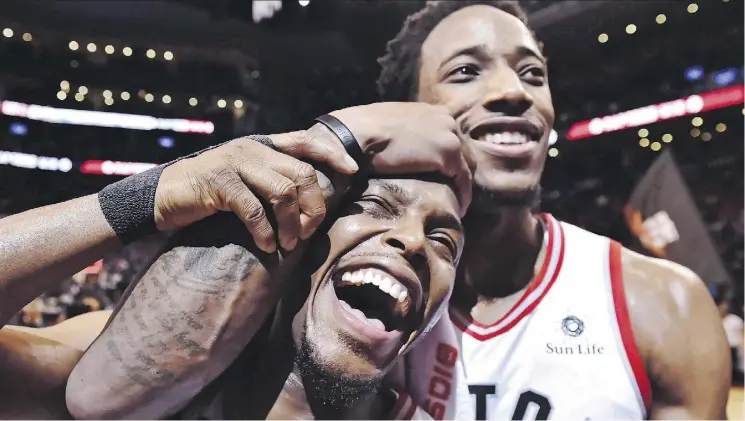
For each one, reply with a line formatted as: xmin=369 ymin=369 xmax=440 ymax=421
xmin=413 ymin=5 xmax=730 ymax=419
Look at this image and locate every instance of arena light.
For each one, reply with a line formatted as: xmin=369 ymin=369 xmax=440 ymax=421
xmin=81 ymin=160 xmax=158 ymax=176
xmin=0 ymin=100 xmax=216 ymax=134
xmin=598 ymin=33 xmax=608 ymax=43
xmin=547 ymin=147 xmax=558 ymax=157
xmin=122 ymin=46 xmax=133 ymax=56
xmin=87 ymin=43 xmax=97 ymax=52
xmin=74 ymin=93 xmax=84 ymax=102
xmin=687 ymin=3 xmax=698 ymax=13
xmin=655 ymin=14 xmax=667 ymax=24
xmin=0 ymin=150 xmax=73 ymax=172
xmin=217 ymin=99 xmax=227 ymax=108
xmin=189 ymin=97 xmax=198 ymax=106
xmin=662 ymin=133 xmax=673 ymax=143
xmin=685 ymin=65 xmax=704 ymax=82
xmin=121 ymin=91 xmax=130 ymax=100
xmin=145 ymin=93 xmax=154 ymax=102
xmin=566 ymin=85 xmax=744 ymax=140
xmin=105 ymin=45 xmax=115 ymax=54
xmin=650 ymin=142 xmax=661 ymax=151
xmin=146 ymin=49 xmax=156 ymax=59
xmin=104 ymin=97 xmax=114 ymax=106
xmin=639 ymin=138 xmax=650 ymax=147
xmin=57 ymin=91 xmax=67 ymax=100
xmin=60 ymin=80 xmax=70 ymax=91
xmin=690 ymin=128 xmax=700 ymax=137
xmin=2 ymin=28 xmax=12 ymax=38
xmin=299 ymin=0 xmax=310 ymax=6
xmin=22 ymin=33 xmax=32 ymax=42
xmin=625 ymin=24 xmax=637 ymax=34
xmin=164 ymin=51 xmax=174 ymax=60
xmin=548 ymin=129 xmax=558 ymax=145
xmin=78 ymin=86 xmax=88 ymax=95
xmin=701 ymin=132 xmax=711 ymax=141
xmin=715 ymin=123 xmax=727 ymax=132
xmin=103 ymin=90 xmax=112 ymax=99
xmin=162 ymin=95 xmax=171 ymax=104
xmin=713 ymin=68 xmax=738 ymax=87
xmin=638 ymin=128 xmax=648 ymax=137
xmin=9 ymin=122 xmax=27 ymax=136
xmin=234 ymin=99 xmax=244 ymax=109
xmin=692 ymin=116 xmax=703 ymax=126
xmin=69 ymin=41 xmax=79 ymax=51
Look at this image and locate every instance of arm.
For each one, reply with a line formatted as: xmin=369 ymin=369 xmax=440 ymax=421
xmin=0 ymin=195 xmax=119 ymax=327
xmin=66 ymin=130 xmax=354 ymax=420
xmin=0 ymin=311 xmax=112 ymax=419
xmin=622 ymin=249 xmax=731 ymax=420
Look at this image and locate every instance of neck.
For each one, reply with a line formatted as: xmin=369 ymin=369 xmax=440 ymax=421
xmin=459 ymin=207 xmax=544 ymax=299
xmin=269 ymin=366 xmax=381 ymax=420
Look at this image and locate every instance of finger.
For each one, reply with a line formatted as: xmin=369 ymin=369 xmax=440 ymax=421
xmin=233 ymin=164 xmax=301 ymax=251
xmin=266 ymin=158 xmax=326 ymax=240
xmin=275 ymin=129 xmax=359 ymax=175
xmin=218 ymin=176 xmax=277 ymax=253
xmin=452 ymin=153 xmax=473 ymax=216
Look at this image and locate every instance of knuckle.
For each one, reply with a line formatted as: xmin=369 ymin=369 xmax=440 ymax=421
xmin=294 ymin=162 xmax=317 ymax=185
xmin=271 ymin=181 xmax=298 ymax=203
xmin=242 ymin=200 xmax=267 ymax=224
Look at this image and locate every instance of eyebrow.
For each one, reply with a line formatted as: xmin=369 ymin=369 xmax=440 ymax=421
xmin=441 ymin=43 xmax=546 ymax=66
xmin=370 ymin=179 xmax=415 ymax=204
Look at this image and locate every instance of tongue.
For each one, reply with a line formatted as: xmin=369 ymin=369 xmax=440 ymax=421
xmin=339 ymin=300 xmax=386 ymax=331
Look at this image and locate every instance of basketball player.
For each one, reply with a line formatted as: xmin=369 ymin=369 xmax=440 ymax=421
xmin=372 ymin=1 xmax=730 ymax=419
xmin=0 ymin=175 xmax=464 ymax=419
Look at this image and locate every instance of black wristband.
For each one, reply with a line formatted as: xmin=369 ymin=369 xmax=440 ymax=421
xmin=98 ymin=164 xmax=165 ymax=245
xmin=315 ymin=114 xmax=366 ymax=165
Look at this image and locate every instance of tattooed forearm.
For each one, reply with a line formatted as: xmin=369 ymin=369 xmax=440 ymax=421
xmin=67 ymin=127 xmax=356 ymax=419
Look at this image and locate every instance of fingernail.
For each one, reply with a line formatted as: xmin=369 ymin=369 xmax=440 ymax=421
xmin=344 ymin=155 xmax=359 ymax=172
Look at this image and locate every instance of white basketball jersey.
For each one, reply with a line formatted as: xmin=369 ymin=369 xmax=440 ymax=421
xmin=448 ymin=214 xmax=652 ymax=420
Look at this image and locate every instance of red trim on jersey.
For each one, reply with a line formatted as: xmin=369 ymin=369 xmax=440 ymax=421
xmin=390 ymin=391 xmax=409 ymax=418
xmin=450 ymin=214 xmax=566 ymax=341
xmin=609 ymin=240 xmax=653 ymax=414
xmin=389 ymin=391 xmax=416 ymax=420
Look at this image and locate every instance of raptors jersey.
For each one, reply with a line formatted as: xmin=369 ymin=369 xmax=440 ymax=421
xmin=448 ymin=214 xmax=652 ymax=420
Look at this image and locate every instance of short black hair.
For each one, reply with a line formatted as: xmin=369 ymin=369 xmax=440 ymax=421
xmin=377 ymin=1 xmax=537 ymax=102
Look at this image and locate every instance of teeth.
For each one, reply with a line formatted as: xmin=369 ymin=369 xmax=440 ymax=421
xmin=482 ymin=132 xmax=529 ymax=145
xmin=339 ymin=268 xmax=412 ymax=307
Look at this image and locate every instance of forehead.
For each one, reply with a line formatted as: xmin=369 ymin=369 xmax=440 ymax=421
xmin=366 ymin=178 xmax=459 ymax=215
xmin=421 ymin=5 xmax=540 ymax=66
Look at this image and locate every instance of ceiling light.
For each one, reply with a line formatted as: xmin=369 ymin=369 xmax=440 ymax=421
xmin=625 ymin=24 xmax=637 ymax=34
xmin=687 ymin=3 xmax=698 ymax=13
xmin=22 ymin=33 xmax=32 ymax=42
xmin=690 ymin=128 xmax=701 ymax=137
xmin=122 ymin=46 xmax=133 ymax=56
xmin=87 ymin=43 xmax=97 ymax=52
xmin=701 ymin=132 xmax=711 ymax=141
xmin=162 ymin=95 xmax=171 ymax=104
xmin=548 ymin=147 xmax=559 ymax=157
xmin=598 ymin=33 xmax=609 ymax=43
xmin=656 ymin=14 xmax=667 ymax=24
xmin=189 ymin=97 xmax=198 ymax=106
xmin=217 ymin=99 xmax=227 ymax=108
xmin=639 ymin=138 xmax=650 ymax=147
xmin=78 ymin=86 xmax=88 ymax=95
xmin=299 ymin=0 xmax=310 ymax=6
xmin=60 ymin=80 xmax=70 ymax=91
xmin=57 ymin=91 xmax=67 ymax=100
xmin=650 ymin=142 xmax=661 ymax=151
xmin=715 ymin=123 xmax=726 ymax=132
xmin=74 ymin=93 xmax=84 ymax=102
xmin=164 ymin=51 xmax=174 ymax=60
xmin=103 ymin=90 xmax=112 ymax=99
xmin=662 ymin=133 xmax=673 ymax=143
xmin=146 ymin=49 xmax=156 ymax=59
xmin=104 ymin=97 xmax=114 ymax=106
xmin=145 ymin=93 xmax=154 ymax=102
xmin=121 ymin=91 xmax=130 ymax=100
xmin=2 ymin=28 xmax=12 ymax=38
xmin=69 ymin=41 xmax=79 ymax=51
xmin=105 ymin=45 xmax=115 ymax=54
xmin=638 ymin=128 xmax=648 ymax=137
xmin=234 ymin=99 xmax=244 ymax=108
xmin=691 ymin=117 xmax=703 ymax=127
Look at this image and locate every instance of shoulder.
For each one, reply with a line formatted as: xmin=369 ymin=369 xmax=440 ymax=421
xmin=618 ymin=246 xmax=731 ymax=417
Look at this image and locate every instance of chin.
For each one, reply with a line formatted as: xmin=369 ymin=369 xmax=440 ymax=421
xmin=471 ymin=169 xmax=542 ymax=210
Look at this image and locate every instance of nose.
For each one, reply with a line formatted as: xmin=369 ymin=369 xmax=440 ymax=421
xmin=482 ymin=66 xmax=534 ymax=116
xmin=380 ymin=219 xmax=427 ymax=267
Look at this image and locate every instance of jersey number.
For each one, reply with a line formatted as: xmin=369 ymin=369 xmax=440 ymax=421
xmin=469 ymin=385 xmax=552 ymax=420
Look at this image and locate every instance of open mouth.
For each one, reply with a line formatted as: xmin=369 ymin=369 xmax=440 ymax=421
xmin=470 ymin=119 xmax=543 ymax=147
xmin=333 ymin=267 xmax=415 ymax=333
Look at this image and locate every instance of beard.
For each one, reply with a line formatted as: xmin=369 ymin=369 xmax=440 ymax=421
xmin=470 ymin=183 xmax=542 ymax=214
xmin=294 ymin=325 xmax=382 ymax=410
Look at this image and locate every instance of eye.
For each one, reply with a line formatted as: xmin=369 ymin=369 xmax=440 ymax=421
xmin=446 ymin=64 xmax=480 ymax=82
xmin=428 ymin=232 xmax=458 ymax=260
xmin=520 ymin=66 xmax=546 ymax=85
xmin=356 ymin=196 xmax=395 ymax=219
